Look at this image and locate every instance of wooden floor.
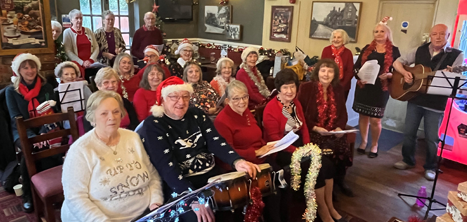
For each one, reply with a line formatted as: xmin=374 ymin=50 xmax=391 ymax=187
xmin=334 ymin=139 xmax=467 ymax=222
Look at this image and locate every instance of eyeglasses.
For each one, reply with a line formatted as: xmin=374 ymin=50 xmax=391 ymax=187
xmin=167 ymin=95 xmax=191 ymax=102
xmin=146 ymin=55 xmax=157 ymax=59
xmin=231 ymin=95 xmax=249 ymax=103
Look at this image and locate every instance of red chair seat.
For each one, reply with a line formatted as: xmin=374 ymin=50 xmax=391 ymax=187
xmin=31 ymin=165 xmax=63 ymax=198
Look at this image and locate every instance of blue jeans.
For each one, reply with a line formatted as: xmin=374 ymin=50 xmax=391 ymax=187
xmin=401 ymin=102 xmax=443 ymax=170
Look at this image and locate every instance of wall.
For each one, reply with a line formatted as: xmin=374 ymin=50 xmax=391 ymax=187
xmin=433 ymin=0 xmax=460 ymax=33
xmin=197 ymin=0 xmax=264 ymax=45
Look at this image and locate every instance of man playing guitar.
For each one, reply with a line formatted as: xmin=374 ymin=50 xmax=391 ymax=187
xmin=392 ymin=24 xmax=464 ymax=181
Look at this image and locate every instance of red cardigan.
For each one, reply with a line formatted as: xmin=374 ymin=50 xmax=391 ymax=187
xmin=297 ymin=81 xmax=348 ymax=131
xmin=117 ymin=74 xmax=141 ymax=102
xmin=263 ymin=97 xmax=310 ymax=153
xmin=321 ymin=45 xmax=354 ymax=92
xmin=236 ymin=67 xmax=266 ymax=110
xmin=214 ymin=105 xmax=265 ymax=165
xmin=133 ymin=88 xmax=158 ymax=122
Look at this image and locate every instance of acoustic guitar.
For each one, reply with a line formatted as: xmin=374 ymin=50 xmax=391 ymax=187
xmin=390 ymin=65 xmax=467 ymax=101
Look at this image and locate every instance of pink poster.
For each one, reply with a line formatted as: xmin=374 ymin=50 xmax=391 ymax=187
xmin=438 ymin=99 xmax=467 ymax=166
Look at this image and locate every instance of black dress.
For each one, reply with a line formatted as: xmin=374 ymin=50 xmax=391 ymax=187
xmin=353 ymin=44 xmax=401 ymax=118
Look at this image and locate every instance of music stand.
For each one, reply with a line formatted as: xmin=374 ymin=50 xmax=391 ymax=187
xmin=397 ymin=72 xmax=467 ymax=219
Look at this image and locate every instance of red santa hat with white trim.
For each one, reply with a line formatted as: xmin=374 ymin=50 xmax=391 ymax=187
xmin=144 ymin=45 xmax=160 ymax=57
xmin=175 ymin=38 xmax=194 ymax=55
xmin=150 ymin=76 xmax=194 ymax=117
xmin=10 ymin=53 xmax=42 ymax=83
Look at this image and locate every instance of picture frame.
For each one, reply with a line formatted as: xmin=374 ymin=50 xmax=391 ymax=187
xmin=225 ymin=24 xmax=241 ymax=41
xmin=269 ymin=6 xmax=294 ymax=42
xmin=204 ymin=5 xmax=232 ymax=34
xmin=0 ymin=0 xmax=55 ymax=56
xmin=309 ymin=2 xmax=362 ymax=42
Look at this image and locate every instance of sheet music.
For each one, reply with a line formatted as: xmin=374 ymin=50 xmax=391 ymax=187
xmin=357 ymin=60 xmax=380 ymax=85
xmin=89 ymin=62 xmax=106 ymax=69
xmin=426 ymin=71 xmax=466 ymax=96
xmin=58 ymin=81 xmax=85 ymax=112
xmin=260 ymin=131 xmax=299 ymax=158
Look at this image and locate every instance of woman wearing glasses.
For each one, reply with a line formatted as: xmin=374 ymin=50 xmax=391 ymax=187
xmin=136 ymin=45 xmax=171 ymax=80
xmin=183 ymin=62 xmax=220 ymax=116
xmin=169 ymin=38 xmax=195 ymax=78
xmin=94 ymin=10 xmax=126 ymax=67
xmin=138 ymin=76 xmax=259 ymax=222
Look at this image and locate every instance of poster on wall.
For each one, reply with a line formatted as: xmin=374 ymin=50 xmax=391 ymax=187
xmin=225 ymin=24 xmax=241 ymax=40
xmin=204 ymin=5 xmax=231 ymax=34
xmin=269 ymin=6 xmax=293 ymax=42
xmin=309 ymin=2 xmax=362 ymax=42
xmin=0 ymin=0 xmax=54 ymax=55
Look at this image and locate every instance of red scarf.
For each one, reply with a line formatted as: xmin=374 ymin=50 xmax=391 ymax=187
xmin=18 ymin=77 xmax=42 ymax=118
xmin=331 ymin=45 xmax=345 ymax=80
xmin=359 ymin=39 xmax=394 ymax=91
xmin=316 ymin=82 xmax=337 ymax=131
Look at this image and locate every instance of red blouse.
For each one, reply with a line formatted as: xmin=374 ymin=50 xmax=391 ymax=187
xmin=321 ymin=45 xmax=354 ymax=92
xmin=117 ymin=74 xmax=141 ymax=102
xmin=72 ymin=28 xmax=93 ymax=63
xmin=120 ymin=109 xmax=131 ymax=129
xmin=133 ymin=88 xmax=158 ymax=122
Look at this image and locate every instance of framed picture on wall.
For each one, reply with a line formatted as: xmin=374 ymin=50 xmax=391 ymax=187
xmin=269 ymin=6 xmax=294 ymax=42
xmin=225 ymin=24 xmax=241 ymax=40
xmin=204 ymin=5 xmax=232 ymax=34
xmin=0 ymin=0 xmax=54 ymax=55
xmin=309 ymin=2 xmax=362 ymax=42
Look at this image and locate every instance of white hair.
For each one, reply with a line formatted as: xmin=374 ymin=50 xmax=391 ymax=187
xmin=51 ymin=21 xmax=62 ymax=33
xmin=144 ymin=12 xmax=156 ymax=19
xmin=68 ymin=9 xmax=82 ymax=22
xmin=329 ymin=29 xmax=350 ymax=45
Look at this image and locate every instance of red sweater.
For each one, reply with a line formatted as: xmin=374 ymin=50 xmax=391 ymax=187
xmin=117 ymin=74 xmax=141 ymax=102
xmin=130 ymin=26 xmax=163 ymax=60
xmin=236 ymin=67 xmax=266 ymax=110
xmin=321 ymin=45 xmax=354 ymax=92
xmin=136 ymin=63 xmax=171 ymax=80
xmin=297 ymin=81 xmax=348 ymax=131
xmin=214 ymin=105 xmax=265 ymax=165
xmin=263 ymin=97 xmax=310 ymax=153
xmin=133 ymin=88 xmax=158 ymax=122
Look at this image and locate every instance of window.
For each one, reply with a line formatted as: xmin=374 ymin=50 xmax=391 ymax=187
xmin=79 ymin=0 xmax=130 ymax=48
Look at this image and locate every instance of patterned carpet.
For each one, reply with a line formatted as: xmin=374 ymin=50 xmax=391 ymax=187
xmin=0 ymin=186 xmax=37 ymax=222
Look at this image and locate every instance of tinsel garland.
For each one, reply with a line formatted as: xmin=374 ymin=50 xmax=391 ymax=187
xmin=244 ymin=186 xmax=265 ymax=222
xmin=290 ymin=143 xmax=322 ymax=222
xmin=316 ymin=82 xmax=337 ymax=131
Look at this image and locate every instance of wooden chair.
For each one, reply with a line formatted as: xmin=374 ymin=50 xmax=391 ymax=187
xmin=16 ymin=107 xmax=79 ymax=222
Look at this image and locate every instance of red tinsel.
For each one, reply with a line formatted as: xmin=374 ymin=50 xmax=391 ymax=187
xmin=244 ymin=186 xmax=264 ymax=222
xmin=407 ymin=216 xmax=423 ymax=222
xmin=360 ymin=38 xmax=394 ymax=91
xmin=316 ymin=82 xmax=337 ymax=131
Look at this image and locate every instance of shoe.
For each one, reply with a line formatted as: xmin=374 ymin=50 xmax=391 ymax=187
xmin=333 ymin=217 xmax=349 ymax=222
xmin=393 ymin=161 xmax=414 ymax=170
xmin=357 ymin=148 xmax=366 ymax=154
xmin=335 ymin=176 xmax=354 ymax=197
xmin=368 ymin=152 xmax=378 ymax=158
xmin=424 ymin=170 xmax=436 ymax=181
xmin=22 ymin=199 xmax=33 ymax=213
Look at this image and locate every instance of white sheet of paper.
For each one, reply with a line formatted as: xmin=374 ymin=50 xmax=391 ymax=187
xmin=426 ymin=71 xmax=466 ymax=96
xmin=357 ymin=60 xmax=380 ymax=85
xmin=58 ymin=81 xmax=85 ymax=112
xmin=89 ymin=62 xmax=106 ymax=69
xmin=322 ymin=129 xmax=359 ymax=135
xmin=260 ymin=131 xmax=299 ymax=158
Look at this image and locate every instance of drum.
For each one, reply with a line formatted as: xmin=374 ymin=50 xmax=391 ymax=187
xmin=207 ymin=171 xmax=249 ymax=211
xmin=255 ymin=163 xmax=275 ymax=197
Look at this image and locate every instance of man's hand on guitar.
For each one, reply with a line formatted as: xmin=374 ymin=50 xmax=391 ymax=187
xmin=191 ymin=202 xmax=215 ymax=222
xmin=379 ymin=73 xmax=393 ymax=80
xmin=403 ymin=71 xmax=413 ymax=84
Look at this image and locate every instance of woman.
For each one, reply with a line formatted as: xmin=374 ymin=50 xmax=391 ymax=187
xmin=210 ymin=57 xmax=235 ymax=96
xmin=138 ymin=76 xmax=259 ymax=222
xmin=52 ymin=20 xmax=68 ymax=63
xmin=94 ymin=10 xmax=126 ymax=67
xmin=169 ymin=38 xmax=194 ymax=78
xmin=63 ymin=9 xmax=100 ymax=81
xmin=61 ymin=90 xmax=163 ymax=222
xmin=54 ymin=61 xmax=92 ymax=113
xmin=183 ymin=62 xmax=220 ymax=115
xmin=321 ymin=29 xmax=354 ymax=100
xmin=136 ymin=45 xmax=171 ymax=79
xmin=83 ymin=67 xmax=138 ymax=131
xmin=133 ymin=64 xmax=165 ymax=122
xmin=298 ymin=59 xmax=351 ymax=222
xmin=5 ymin=53 xmax=58 ymax=212
xmin=236 ymin=47 xmax=270 ymax=110
xmin=353 ymin=21 xmax=400 ymax=158
xmin=114 ymin=53 xmax=141 ymax=102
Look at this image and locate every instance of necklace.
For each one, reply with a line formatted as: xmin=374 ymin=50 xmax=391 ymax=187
xmin=277 ymin=96 xmax=294 ymax=110
xmin=95 ymin=131 xmax=119 ymax=155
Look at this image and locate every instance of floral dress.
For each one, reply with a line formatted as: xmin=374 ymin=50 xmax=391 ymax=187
xmin=190 ymin=81 xmax=220 ymax=114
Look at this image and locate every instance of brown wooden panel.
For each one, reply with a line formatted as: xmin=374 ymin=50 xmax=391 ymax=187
xmin=41 ymin=63 xmax=56 ymax=71
xmin=39 ymin=54 xmax=56 ymax=63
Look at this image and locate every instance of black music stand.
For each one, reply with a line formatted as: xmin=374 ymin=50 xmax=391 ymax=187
xmin=397 ymin=72 xmax=467 ymax=219
xmin=58 ymin=84 xmax=85 ymax=112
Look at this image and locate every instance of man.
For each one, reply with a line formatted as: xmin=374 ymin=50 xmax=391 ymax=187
xmin=130 ymin=12 xmax=163 ymax=65
xmin=393 ymin=24 xmax=464 ymax=181
xmin=136 ymin=45 xmax=171 ymax=79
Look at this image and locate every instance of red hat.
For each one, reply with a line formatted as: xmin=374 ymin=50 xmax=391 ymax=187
xmin=150 ymin=76 xmax=194 ymax=117
xmin=175 ymin=38 xmax=193 ymax=55
xmin=144 ymin=45 xmax=160 ymax=57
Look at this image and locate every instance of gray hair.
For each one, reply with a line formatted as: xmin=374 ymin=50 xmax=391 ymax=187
xmin=144 ymin=12 xmax=156 ymax=19
xmin=215 ymin=58 xmax=234 ymax=76
xmin=329 ymin=29 xmax=350 ymax=45
xmin=68 ymin=9 xmax=82 ymax=21
xmin=225 ymin=80 xmax=248 ymax=99
xmin=182 ymin=63 xmax=203 ymax=84
xmin=102 ymin=10 xmax=114 ymax=19
xmin=94 ymin=67 xmax=120 ymax=87
xmin=140 ymin=64 xmax=166 ymax=90
xmin=85 ymin=90 xmax=126 ymax=124
xmin=113 ymin=53 xmax=135 ymax=77
xmin=51 ymin=20 xmax=62 ymax=34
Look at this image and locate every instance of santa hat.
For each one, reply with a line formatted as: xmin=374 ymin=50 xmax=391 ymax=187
xmin=144 ymin=45 xmax=160 ymax=57
xmin=379 ymin=16 xmax=393 ymax=25
xmin=10 ymin=53 xmax=42 ymax=83
xmin=54 ymin=61 xmax=82 ymax=78
xmin=150 ymin=76 xmax=194 ymax=117
xmin=175 ymin=38 xmax=194 ymax=55
xmin=241 ymin=46 xmax=259 ymax=63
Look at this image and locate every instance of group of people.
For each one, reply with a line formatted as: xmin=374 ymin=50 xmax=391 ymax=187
xmin=2 ymin=8 xmax=464 ymax=222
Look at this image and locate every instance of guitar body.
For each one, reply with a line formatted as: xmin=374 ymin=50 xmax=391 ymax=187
xmin=390 ymin=65 xmax=433 ymax=101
